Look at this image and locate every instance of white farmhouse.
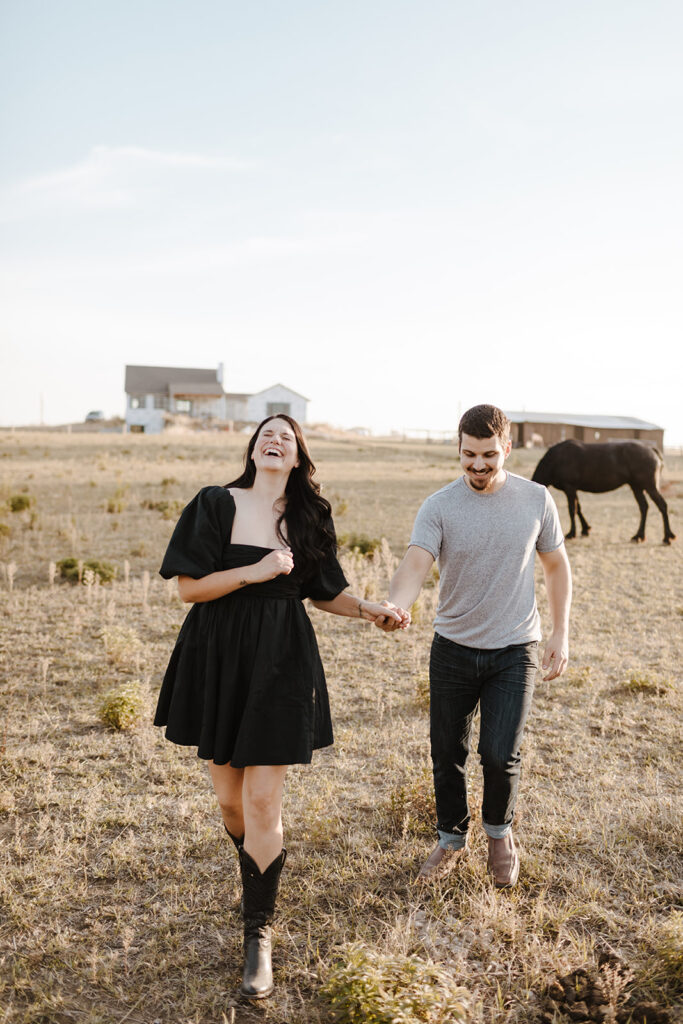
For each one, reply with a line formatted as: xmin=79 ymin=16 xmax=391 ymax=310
xmin=125 ymin=364 xmax=308 ymax=433
xmin=125 ymin=364 xmax=227 ymax=433
xmin=247 ymin=384 xmax=308 ymax=424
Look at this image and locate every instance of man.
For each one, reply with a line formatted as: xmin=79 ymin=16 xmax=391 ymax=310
xmin=379 ymin=404 xmax=571 ymax=888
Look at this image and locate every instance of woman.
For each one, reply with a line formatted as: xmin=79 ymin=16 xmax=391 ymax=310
xmin=154 ymin=415 xmax=408 ymax=1000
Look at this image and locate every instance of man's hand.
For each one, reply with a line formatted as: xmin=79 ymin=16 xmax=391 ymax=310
xmin=374 ymin=600 xmax=411 ymax=632
xmin=541 ymin=630 xmax=568 ymax=680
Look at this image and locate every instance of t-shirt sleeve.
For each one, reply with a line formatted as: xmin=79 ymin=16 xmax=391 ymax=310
xmin=536 ymin=488 xmax=565 ymax=553
xmin=301 ymin=518 xmax=349 ymax=601
xmin=409 ymin=496 xmax=442 ymax=560
xmin=159 ymin=486 xmax=234 ymax=579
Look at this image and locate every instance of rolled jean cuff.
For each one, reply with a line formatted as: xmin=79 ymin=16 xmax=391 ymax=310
xmin=437 ymin=829 xmax=468 ymax=851
xmin=483 ymin=821 xmax=512 ymax=840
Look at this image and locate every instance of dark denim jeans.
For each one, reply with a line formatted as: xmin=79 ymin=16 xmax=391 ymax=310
xmin=429 ymin=632 xmax=539 ymax=847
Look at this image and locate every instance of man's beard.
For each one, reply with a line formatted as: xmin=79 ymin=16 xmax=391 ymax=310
xmin=468 ymin=470 xmax=492 ymax=490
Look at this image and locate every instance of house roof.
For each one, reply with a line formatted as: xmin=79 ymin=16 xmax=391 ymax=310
xmin=250 ymin=382 xmax=310 ymax=401
xmin=125 ymin=365 xmax=222 ymax=395
xmin=504 ymin=411 xmax=662 ymax=431
xmin=169 ymin=381 xmax=224 ymax=397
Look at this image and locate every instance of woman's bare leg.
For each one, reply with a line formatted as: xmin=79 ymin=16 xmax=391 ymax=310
xmin=242 ymin=765 xmax=288 ymax=871
xmin=209 ymin=761 xmax=245 ymax=838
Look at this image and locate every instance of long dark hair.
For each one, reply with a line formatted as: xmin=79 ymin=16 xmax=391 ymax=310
xmin=225 ymin=415 xmax=336 ymax=579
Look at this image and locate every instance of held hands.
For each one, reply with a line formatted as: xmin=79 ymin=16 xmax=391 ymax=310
xmin=541 ymin=630 xmax=569 ymax=680
xmin=371 ymin=600 xmax=411 ymax=632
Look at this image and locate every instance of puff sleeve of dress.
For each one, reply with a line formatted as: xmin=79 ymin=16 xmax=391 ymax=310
xmin=301 ymin=523 xmax=349 ymax=601
xmin=159 ymin=486 xmax=233 ymax=580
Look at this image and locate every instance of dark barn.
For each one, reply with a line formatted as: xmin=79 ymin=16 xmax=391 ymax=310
xmin=505 ymin=412 xmax=664 ymax=450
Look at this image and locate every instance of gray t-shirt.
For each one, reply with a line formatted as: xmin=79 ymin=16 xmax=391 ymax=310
xmin=410 ymin=472 xmax=564 ymax=649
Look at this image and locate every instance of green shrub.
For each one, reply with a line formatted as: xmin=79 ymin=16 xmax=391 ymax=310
xmin=415 ymin=670 xmax=430 ymax=711
xmin=0 ymin=522 xmax=10 ymax=538
xmin=321 ymin=943 xmax=470 ymax=1023
xmin=99 ymin=682 xmax=145 ymax=731
xmin=141 ymin=498 xmax=184 ymax=519
xmin=409 ymin=595 xmax=425 ymax=625
xmin=57 ymin=557 xmax=117 ymax=584
xmin=566 ymin=665 xmax=592 ymax=687
xmin=621 ymin=673 xmax=671 ymax=696
xmin=338 ymin=532 xmax=382 ymax=557
xmin=385 ymin=768 xmax=436 ymax=837
xmin=9 ymin=494 xmax=32 ymax=513
xmin=653 ymin=912 xmax=683 ymax=992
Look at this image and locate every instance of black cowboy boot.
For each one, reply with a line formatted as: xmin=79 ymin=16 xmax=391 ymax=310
xmin=224 ymin=826 xmax=244 ymax=912
xmin=238 ymin=847 xmax=287 ymax=999
xmin=224 ymin=824 xmax=244 ymax=852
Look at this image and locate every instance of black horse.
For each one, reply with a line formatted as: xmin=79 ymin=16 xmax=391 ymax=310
xmin=532 ymin=440 xmax=676 ymax=545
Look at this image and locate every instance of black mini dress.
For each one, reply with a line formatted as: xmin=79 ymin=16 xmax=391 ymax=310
xmin=154 ymin=486 xmax=349 ymax=767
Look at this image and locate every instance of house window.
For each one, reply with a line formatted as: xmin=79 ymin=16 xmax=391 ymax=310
xmin=129 ymin=395 xmax=145 ymax=409
xmin=176 ymin=399 xmax=193 ymax=414
xmin=594 ymin=431 xmax=600 ymax=440
xmin=267 ymin=402 xmax=291 ymax=417
xmin=154 ymin=395 xmax=170 ymax=410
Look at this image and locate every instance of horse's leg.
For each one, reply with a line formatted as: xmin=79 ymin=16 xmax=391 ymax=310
xmin=575 ymin=495 xmax=591 ymax=537
xmin=629 ymin=485 xmax=648 ymax=542
xmin=564 ymin=489 xmax=577 ymax=539
xmin=645 ymin=485 xmax=676 ymax=545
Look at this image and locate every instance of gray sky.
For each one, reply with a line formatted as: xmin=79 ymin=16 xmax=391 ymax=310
xmin=2 ymin=0 xmax=682 ymax=441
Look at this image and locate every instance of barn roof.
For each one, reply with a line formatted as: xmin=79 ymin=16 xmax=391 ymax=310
xmin=125 ymin=365 xmax=222 ymax=395
xmin=504 ymin=411 xmax=662 ymax=431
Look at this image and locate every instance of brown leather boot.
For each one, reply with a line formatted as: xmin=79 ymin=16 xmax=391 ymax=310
xmin=416 ymin=841 xmax=467 ymax=882
xmin=487 ymin=832 xmax=520 ymax=888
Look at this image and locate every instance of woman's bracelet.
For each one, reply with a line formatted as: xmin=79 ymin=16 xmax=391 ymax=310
xmin=357 ymin=600 xmax=364 ymax=618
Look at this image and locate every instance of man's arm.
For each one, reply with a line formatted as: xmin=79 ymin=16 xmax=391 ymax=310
xmin=537 ymin=545 xmax=572 ymax=680
xmin=375 ymin=545 xmax=435 ymax=631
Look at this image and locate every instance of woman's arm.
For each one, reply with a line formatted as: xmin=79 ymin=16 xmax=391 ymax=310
xmin=177 ymin=549 xmax=294 ymax=603
xmin=311 ymin=591 xmax=409 ymax=627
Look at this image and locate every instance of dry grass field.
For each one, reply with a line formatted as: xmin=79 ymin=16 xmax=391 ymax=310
xmin=1 ymin=430 xmax=681 ymax=1024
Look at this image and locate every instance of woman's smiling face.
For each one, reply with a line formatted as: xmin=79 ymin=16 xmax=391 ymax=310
xmin=252 ymin=417 xmax=300 ymax=474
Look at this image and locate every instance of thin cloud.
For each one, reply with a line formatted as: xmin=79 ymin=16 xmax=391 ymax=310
xmin=0 ymin=145 xmax=256 ymax=220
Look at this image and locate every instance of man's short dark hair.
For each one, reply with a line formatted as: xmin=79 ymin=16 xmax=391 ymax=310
xmin=458 ymin=404 xmax=510 ymax=446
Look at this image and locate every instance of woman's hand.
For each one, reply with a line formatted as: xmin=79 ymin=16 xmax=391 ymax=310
xmin=362 ymin=600 xmax=411 ymax=629
xmin=253 ymin=548 xmax=294 ymax=582
xmin=177 ymin=551 xmax=293 ymax=602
